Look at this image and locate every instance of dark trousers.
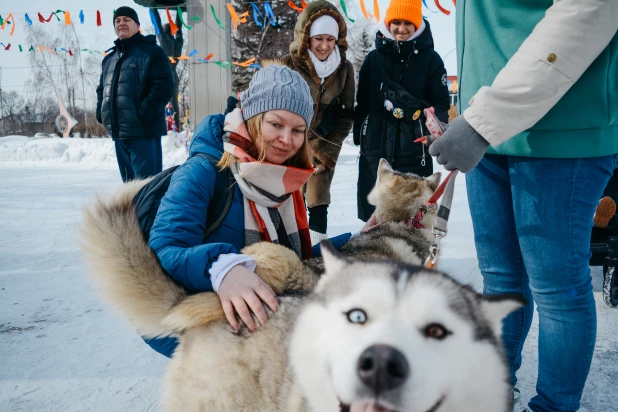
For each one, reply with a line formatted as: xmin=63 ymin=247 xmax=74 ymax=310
xmin=114 ymin=137 xmax=163 ymax=182
xmin=308 ymin=204 xmax=328 ymax=234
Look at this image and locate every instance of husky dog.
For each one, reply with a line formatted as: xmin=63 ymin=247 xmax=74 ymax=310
xmin=80 ymin=159 xmax=523 ymax=411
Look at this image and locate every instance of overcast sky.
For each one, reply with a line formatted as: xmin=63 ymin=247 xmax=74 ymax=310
xmin=0 ymin=0 xmax=456 ymax=92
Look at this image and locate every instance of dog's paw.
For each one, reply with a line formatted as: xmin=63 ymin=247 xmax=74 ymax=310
xmin=241 ymin=242 xmax=302 ymax=293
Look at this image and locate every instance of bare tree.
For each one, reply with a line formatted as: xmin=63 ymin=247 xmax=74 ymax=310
xmin=0 ymin=91 xmax=25 ymax=135
xmin=26 ymin=23 xmax=103 ymax=136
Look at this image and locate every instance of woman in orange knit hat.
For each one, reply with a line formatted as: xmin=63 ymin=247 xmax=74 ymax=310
xmin=353 ymin=0 xmax=450 ymax=221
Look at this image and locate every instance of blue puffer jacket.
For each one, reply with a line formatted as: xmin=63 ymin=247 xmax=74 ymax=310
xmin=146 ymin=114 xmax=351 ymax=357
xmin=149 ymin=114 xmax=245 ymax=292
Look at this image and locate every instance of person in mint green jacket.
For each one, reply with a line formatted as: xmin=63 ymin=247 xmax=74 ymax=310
xmin=428 ymin=1 xmax=618 ymax=411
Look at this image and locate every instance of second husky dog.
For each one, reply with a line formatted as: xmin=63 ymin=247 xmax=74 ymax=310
xmin=81 ymin=158 xmax=523 ymax=411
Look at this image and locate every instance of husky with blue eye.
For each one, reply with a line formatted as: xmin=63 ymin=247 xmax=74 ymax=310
xmin=81 ymin=158 xmax=523 ymax=411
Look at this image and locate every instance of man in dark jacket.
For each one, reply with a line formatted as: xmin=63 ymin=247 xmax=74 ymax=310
xmin=96 ymin=6 xmax=174 ymax=182
xmin=353 ymin=0 xmax=450 ymax=221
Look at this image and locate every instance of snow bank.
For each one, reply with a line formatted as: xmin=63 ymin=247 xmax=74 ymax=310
xmin=0 ymin=133 xmax=190 ymax=169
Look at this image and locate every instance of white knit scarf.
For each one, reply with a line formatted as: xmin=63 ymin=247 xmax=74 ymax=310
xmin=307 ymin=45 xmax=341 ymax=84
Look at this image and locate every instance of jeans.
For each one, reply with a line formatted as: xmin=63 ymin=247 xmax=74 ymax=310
xmin=114 ymin=137 xmax=163 ymax=182
xmin=466 ymin=154 xmax=615 ymax=412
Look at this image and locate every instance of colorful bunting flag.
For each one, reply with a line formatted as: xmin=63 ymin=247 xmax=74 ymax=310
xmin=25 ymin=13 xmax=33 ymax=26
xmin=166 ymin=7 xmax=179 ymax=36
xmin=79 ymin=10 xmax=84 ymax=24
xmin=359 ymin=0 xmax=380 ymax=22
xmin=434 ymin=0 xmax=451 ymax=15
xmin=339 ymin=0 xmax=355 ymax=22
xmin=250 ymin=3 xmax=264 ymax=29
xmin=0 ymin=13 xmax=15 ymax=35
xmin=177 ymin=7 xmax=193 ymax=30
xmin=96 ymin=10 xmax=102 ymax=26
xmin=226 ymin=3 xmax=249 ymax=30
xmin=233 ymin=57 xmax=256 ymax=67
xmin=210 ymin=5 xmax=226 ymax=30
xmin=264 ymin=2 xmax=276 ymax=27
xmin=149 ymin=9 xmax=160 ymax=35
xmin=287 ymin=0 xmax=305 ymax=13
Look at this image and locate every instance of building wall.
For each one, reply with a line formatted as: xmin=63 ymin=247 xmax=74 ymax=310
xmin=187 ymin=0 xmax=232 ymax=128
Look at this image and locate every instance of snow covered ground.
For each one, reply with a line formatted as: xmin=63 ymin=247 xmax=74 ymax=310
xmin=0 ymin=135 xmax=616 ymax=412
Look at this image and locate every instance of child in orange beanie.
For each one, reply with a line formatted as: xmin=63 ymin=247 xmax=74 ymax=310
xmin=384 ymin=0 xmax=423 ymax=38
xmin=353 ymin=0 xmax=450 ymax=221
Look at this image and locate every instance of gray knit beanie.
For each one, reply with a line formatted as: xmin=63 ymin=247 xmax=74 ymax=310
xmin=241 ymin=65 xmax=314 ymax=126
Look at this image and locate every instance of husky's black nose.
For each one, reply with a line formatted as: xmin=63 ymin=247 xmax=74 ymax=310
xmin=357 ymin=344 xmax=409 ymax=393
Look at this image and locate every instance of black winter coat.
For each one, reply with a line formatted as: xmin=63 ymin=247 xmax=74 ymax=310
xmin=353 ymin=20 xmax=450 ymax=221
xmin=96 ymin=33 xmax=174 ymax=140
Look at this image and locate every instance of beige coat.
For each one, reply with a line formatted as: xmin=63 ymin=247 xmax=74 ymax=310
xmin=282 ymin=0 xmax=355 ymax=207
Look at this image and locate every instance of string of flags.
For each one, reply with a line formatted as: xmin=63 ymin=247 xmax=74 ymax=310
xmin=1 ymin=1 xmax=455 ymax=69
xmin=0 ymin=40 xmax=261 ymax=70
xmin=0 ymin=0 xmax=455 ymax=37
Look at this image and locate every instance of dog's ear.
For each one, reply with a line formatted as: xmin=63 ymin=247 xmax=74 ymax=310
xmin=377 ymin=158 xmax=395 ymax=183
xmin=426 ymin=172 xmax=442 ymax=192
xmin=320 ymin=240 xmax=346 ymax=275
xmin=480 ymin=295 xmax=526 ymax=337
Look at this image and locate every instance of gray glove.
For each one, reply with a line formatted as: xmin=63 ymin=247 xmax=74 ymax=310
xmin=428 ymin=116 xmax=490 ymax=173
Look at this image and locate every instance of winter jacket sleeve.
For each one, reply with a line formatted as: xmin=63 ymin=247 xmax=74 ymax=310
xmin=96 ymin=72 xmax=103 ymax=124
xmin=425 ymin=53 xmax=450 ymax=124
xmin=138 ymin=46 xmax=174 ymax=121
xmin=148 ymin=158 xmax=239 ymax=293
xmin=314 ymin=61 xmax=356 ymax=168
xmin=96 ymin=59 xmax=107 ymax=124
xmin=464 ymin=0 xmax=618 ymax=146
xmin=353 ymin=53 xmax=372 ymax=145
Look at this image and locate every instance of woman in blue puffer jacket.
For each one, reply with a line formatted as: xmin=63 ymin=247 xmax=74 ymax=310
xmin=147 ymin=64 xmax=355 ymax=357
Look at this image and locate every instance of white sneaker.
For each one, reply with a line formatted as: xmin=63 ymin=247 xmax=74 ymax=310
xmin=310 ymin=230 xmax=328 ymax=246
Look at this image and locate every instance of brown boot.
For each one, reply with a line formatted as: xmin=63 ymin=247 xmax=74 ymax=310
xmin=594 ymin=196 xmax=616 ymax=228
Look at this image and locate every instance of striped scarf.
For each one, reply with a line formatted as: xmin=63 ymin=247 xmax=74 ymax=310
xmin=222 ymin=109 xmax=313 ymax=259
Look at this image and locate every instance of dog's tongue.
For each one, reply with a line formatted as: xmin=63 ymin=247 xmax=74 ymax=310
xmin=349 ymin=402 xmax=395 ymax=412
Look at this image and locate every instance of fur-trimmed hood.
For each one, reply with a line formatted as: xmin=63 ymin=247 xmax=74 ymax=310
xmin=288 ymin=0 xmax=348 ymax=83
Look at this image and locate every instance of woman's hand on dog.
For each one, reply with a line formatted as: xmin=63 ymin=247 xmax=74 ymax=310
xmin=360 ymin=213 xmax=379 ymax=233
xmin=218 ymin=265 xmax=279 ymax=332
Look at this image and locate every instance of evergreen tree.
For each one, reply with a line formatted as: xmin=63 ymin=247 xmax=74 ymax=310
xmin=347 ymin=21 xmax=375 ymax=84
xmin=230 ymin=0 xmax=300 ymax=92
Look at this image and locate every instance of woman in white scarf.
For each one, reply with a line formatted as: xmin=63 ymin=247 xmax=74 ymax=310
xmin=307 ymin=15 xmax=341 ymax=84
xmin=283 ymin=1 xmax=356 ymax=246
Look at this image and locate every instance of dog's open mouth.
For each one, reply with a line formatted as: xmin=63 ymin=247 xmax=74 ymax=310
xmin=342 ymin=395 xmax=445 ymax=412
xmin=340 ymin=402 xmax=395 ymax=412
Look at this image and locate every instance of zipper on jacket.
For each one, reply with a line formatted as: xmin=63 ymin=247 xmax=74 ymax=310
xmin=110 ymin=51 xmax=126 ymax=138
xmin=413 ymin=40 xmax=418 ymax=55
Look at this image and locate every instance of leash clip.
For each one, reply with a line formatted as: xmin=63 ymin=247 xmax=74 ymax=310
xmin=425 ymin=231 xmax=443 ymax=270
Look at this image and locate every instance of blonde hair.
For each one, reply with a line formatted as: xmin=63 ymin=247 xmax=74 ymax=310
xmin=218 ymin=113 xmax=312 ymax=170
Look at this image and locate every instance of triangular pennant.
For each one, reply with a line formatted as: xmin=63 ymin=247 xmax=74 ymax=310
xmin=166 ymin=7 xmax=179 ymax=36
